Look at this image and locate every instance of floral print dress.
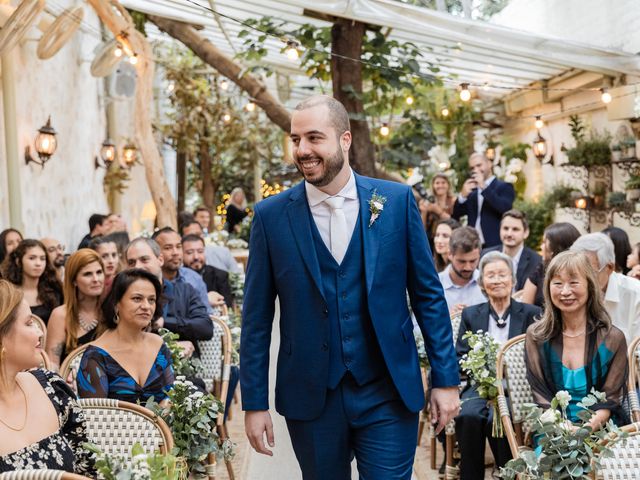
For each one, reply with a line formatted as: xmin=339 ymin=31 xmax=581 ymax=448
xmin=0 ymin=369 xmax=94 ymax=474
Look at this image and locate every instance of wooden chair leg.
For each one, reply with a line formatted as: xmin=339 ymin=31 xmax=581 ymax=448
xmin=417 ymin=414 xmax=426 ymax=446
xmin=217 ymin=423 xmax=235 ymax=480
xmin=430 ymin=425 xmax=437 ymax=470
xmin=445 ymin=433 xmax=459 ymax=480
xmin=206 ymin=452 xmax=216 ymax=480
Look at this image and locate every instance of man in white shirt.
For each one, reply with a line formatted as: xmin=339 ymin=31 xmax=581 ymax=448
xmin=438 ymin=226 xmax=486 ymax=314
xmin=570 ymin=233 xmax=640 ymax=341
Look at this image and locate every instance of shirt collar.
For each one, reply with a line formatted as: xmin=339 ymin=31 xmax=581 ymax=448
xmin=441 ymin=264 xmax=479 ymax=289
xmin=483 ymin=175 xmax=496 ymax=188
xmin=305 ymin=169 xmax=357 ymax=207
xmin=511 ymin=245 xmax=524 ymax=265
xmin=605 ymin=271 xmax=621 ymax=303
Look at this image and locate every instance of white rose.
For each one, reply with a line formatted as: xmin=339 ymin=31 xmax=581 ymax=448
xmin=555 ymin=390 xmax=572 ymax=409
xmin=473 ymin=342 xmax=483 ymax=352
xmin=539 ymin=408 xmax=559 ymax=424
xmin=373 ymin=201 xmax=384 ymax=211
xmin=504 ymin=173 xmax=518 ymax=184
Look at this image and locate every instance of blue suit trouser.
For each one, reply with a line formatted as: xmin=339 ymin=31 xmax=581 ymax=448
xmin=285 ymin=373 xmax=418 ymax=480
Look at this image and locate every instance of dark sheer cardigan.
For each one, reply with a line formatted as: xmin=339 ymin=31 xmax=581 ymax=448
xmin=524 ymin=323 xmax=628 ymax=416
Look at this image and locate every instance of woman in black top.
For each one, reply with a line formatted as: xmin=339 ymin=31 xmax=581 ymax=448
xmin=1 ymin=239 xmax=62 ymax=325
xmin=226 ymin=187 xmax=249 ymax=233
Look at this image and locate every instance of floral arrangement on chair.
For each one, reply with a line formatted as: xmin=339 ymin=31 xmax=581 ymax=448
xmin=85 ymin=442 xmax=187 ymax=480
xmin=147 ymin=377 xmax=234 ymax=476
xmin=499 ymin=390 xmax=625 ymax=479
xmin=159 ymin=329 xmax=203 ymax=378
xmin=459 ymin=330 xmax=502 ymax=437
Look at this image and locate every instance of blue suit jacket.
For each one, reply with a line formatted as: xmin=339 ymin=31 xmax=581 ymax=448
xmin=452 ymin=179 xmax=515 ymax=247
xmin=240 ymin=173 xmax=460 ymax=420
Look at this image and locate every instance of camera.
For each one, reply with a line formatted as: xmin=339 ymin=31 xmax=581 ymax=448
xmin=412 ymin=183 xmax=428 ymax=200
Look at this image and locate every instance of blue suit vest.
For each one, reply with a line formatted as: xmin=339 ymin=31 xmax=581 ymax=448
xmin=310 ymin=213 xmax=386 ymax=389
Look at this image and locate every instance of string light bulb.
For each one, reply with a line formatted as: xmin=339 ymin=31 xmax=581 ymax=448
xmin=167 ymin=81 xmax=175 ymax=93
xmin=441 ymin=107 xmax=450 ymax=117
xmin=379 ymin=123 xmax=390 ymax=137
xmin=285 ymin=40 xmax=299 ymax=61
xmin=128 ymin=54 xmax=138 ymax=65
xmin=601 ymin=88 xmax=612 ymax=104
xmin=222 ymin=113 xmax=231 ymax=123
xmin=406 ymin=96 xmax=414 ymax=105
xmin=245 ymin=101 xmax=256 ymax=112
xmin=220 ymin=79 xmax=229 ymax=90
xmin=534 ymin=115 xmax=544 ymax=130
xmin=459 ymin=83 xmax=471 ymax=102
xmin=113 ymin=43 xmax=123 ymax=58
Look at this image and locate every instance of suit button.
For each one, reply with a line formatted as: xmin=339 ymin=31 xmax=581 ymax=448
xmin=339 ymin=271 xmax=346 ymax=278
xmin=322 ymin=342 xmax=328 ymax=351
xmin=323 ymin=308 xmax=329 ymax=316
xmin=341 ymin=292 xmax=347 ymax=300
xmin=344 ymin=336 xmax=351 ymax=343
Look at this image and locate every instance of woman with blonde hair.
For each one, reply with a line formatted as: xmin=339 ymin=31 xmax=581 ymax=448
xmin=525 ymin=251 xmax=628 ymax=430
xmin=419 ymin=173 xmax=456 ymax=247
xmin=46 ymin=249 xmax=104 ymax=371
xmin=0 ymin=280 xmax=94 ymax=473
xmin=225 ymin=187 xmax=249 ymax=233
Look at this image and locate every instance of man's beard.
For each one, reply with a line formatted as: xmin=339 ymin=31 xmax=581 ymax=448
xmin=186 ymin=260 xmax=204 ymax=272
xmin=53 ymin=257 xmax=65 ymax=268
xmin=451 ymin=264 xmax=474 ymax=281
xmin=295 ymin=147 xmax=345 ymax=187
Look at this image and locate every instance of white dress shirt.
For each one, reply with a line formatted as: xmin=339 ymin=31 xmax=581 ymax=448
xmin=487 ymin=311 xmax=511 ymax=345
xmin=604 ymin=271 xmax=640 ymax=342
xmin=305 ymin=169 xmax=359 ymax=252
xmin=438 ymin=266 xmax=486 ymax=313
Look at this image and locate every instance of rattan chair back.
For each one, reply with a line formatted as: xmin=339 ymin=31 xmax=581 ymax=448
xmin=59 ymin=344 xmax=89 ymax=393
xmin=78 ymin=398 xmax=173 ymax=456
xmin=32 ymin=314 xmax=47 ymax=346
xmin=39 ymin=350 xmax=51 ymax=370
xmin=0 ymin=471 xmax=91 ymax=479
xmin=496 ymin=334 xmax=535 ymax=457
xmin=627 ymin=336 xmax=640 ymax=422
xmin=450 ymin=312 xmax=462 ymax=344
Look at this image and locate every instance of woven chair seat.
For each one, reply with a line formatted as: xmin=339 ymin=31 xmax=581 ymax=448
xmin=78 ymin=398 xmax=173 ymax=457
xmin=198 ymin=321 xmax=225 ymax=393
xmin=0 ymin=471 xmax=90 ymax=479
xmin=594 ymin=422 xmax=640 ymax=479
xmin=627 ymin=337 xmax=640 ymax=423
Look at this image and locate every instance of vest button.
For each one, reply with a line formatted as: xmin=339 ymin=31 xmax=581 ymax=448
xmin=322 ymin=342 xmax=328 ymax=351
xmin=344 ymin=336 xmax=351 ymax=343
xmin=323 ymin=308 xmax=328 ymax=316
xmin=339 ymin=270 xmax=346 ymax=278
xmin=341 ymin=292 xmax=347 ymax=300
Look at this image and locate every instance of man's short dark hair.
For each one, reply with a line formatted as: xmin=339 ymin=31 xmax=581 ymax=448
xmin=182 ymin=234 xmax=205 ymax=246
xmin=89 ymin=214 xmax=107 ymax=232
xmin=151 ymin=226 xmax=177 ymax=241
xmin=449 ymin=226 xmax=480 ymax=255
xmin=501 ymin=209 xmax=529 ymax=231
xmin=180 ymin=220 xmax=203 ymax=237
xmin=294 ymin=95 xmax=350 ymax=139
xmin=193 ymin=206 xmax=210 ymax=215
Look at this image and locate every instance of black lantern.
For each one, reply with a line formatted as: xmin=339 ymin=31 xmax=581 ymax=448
xmin=95 ymin=139 xmax=117 ymax=169
xmin=121 ymin=143 xmax=137 ymax=168
xmin=532 ymin=131 xmax=547 ymax=163
xmin=25 ymin=117 xmax=57 ymax=167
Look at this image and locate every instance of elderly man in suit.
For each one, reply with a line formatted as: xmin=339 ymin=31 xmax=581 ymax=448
xmin=455 ymin=251 xmax=541 ymax=479
xmin=240 ymin=95 xmax=460 ymax=479
xmin=453 ymin=153 xmax=515 ymax=248
xmin=481 ymin=209 xmax=543 ymax=294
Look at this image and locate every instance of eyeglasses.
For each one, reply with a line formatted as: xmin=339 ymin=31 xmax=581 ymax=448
xmin=46 ymin=244 xmax=65 ymax=253
xmin=484 ymin=273 xmax=511 ymax=281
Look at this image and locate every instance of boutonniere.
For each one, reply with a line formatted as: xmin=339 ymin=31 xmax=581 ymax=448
xmin=368 ymin=191 xmax=387 ymax=227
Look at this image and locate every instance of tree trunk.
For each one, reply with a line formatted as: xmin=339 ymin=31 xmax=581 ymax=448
xmin=331 ymin=18 xmax=377 ymax=178
xmin=87 ymin=0 xmax=177 ymax=229
xmin=147 ymin=15 xmax=291 ymax=133
xmin=176 ymin=150 xmax=186 ymax=213
xmin=199 ymin=142 xmax=216 ymax=218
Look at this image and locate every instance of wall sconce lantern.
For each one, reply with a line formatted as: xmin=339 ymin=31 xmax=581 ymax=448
xmin=25 ymin=117 xmax=57 ymax=167
xmin=95 ymin=139 xmax=116 ymax=169
xmin=121 ymin=143 xmax=137 ymax=168
xmin=532 ymin=131 xmax=548 ymax=163
xmin=574 ymin=195 xmax=592 ymax=210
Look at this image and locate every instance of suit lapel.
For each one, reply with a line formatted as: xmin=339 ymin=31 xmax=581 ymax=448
xmin=478 ymin=303 xmax=490 ymax=332
xmin=516 ymin=249 xmax=529 ymax=288
xmin=508 ymin=301 xmax=525 ymax=338
xmin=355 ymin=174 xmax=380 ymax=294
xmin=286 ymin=184 xmax=326 ymax=301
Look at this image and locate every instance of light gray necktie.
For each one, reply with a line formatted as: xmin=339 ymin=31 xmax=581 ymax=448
xmin=324 ymin=196 xmax=348 ymax=264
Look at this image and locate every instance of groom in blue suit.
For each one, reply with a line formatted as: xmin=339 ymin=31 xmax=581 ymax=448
xmin=240 ymin=95 xmax=460 ymax=479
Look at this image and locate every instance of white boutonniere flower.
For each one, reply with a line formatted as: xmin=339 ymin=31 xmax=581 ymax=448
xmin=368 ymin=191 xmax=387 ymax=227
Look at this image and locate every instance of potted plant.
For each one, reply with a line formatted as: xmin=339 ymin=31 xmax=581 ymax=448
xmin=607 ymin=191 xmax=627 ymax=209
xmin=611 ymin=143 xmax=622 ymax=162
xmin=625 ymin=175 xmax=640 ymax=201
xmin=565 ymin=130 xmax=611 ymax=167
xmin=622 ymin=137 xmax=636 ymax=159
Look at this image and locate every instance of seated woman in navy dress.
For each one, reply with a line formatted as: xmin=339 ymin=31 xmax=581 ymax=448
xmin=77 ymin=269 xmax=174 ymax=403
xmin=525 ymin=251 xmax=628 ymax=432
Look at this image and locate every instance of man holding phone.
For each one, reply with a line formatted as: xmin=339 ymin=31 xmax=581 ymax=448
xmin=452 ymin=152 xmax=515 ymax=248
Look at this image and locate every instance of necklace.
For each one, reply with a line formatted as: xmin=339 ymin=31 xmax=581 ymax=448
xmin=562 ymin=330 xmax=586 ymax=338
xmin=0 ymin=380 xmax=28 ymax=431
xmin=78 ymin=313 xmax=98 ymax=331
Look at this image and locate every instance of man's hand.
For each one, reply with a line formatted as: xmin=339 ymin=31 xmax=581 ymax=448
xmin=245 ymin=410 xmax=275 ymax=456
xmin=460 ymin=178 xmax=478 ymax=198
xmin=177 ymin=340 xmax=195 ymax=358
xmin=451 ymin=304 xmax=467 ymax=315
xmin=430 ymin=386 xmax=460 ymax=435
xmin=208 ymin=291 xmax=226 ymax=307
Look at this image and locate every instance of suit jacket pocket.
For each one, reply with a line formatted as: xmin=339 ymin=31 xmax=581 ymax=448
xmin=401 ymin=316 xmax=414 ymax=343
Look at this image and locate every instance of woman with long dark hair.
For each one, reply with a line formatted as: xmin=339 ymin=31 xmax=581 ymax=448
xmin=1 ymin=239 xmax=62 ymax=325
xmin=602 ymin=226 xmax=632 ymax=275
xmin=521 ymin=222 xmax=581 ymax=307
xmin=0 ymin=229 xmax=23 ymax=269
xmin=432 ymin=218 xmax=461 ymax=272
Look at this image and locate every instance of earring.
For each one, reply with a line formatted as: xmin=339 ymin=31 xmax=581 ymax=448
xmin=114 ymin=310 xmax=120 ymax=324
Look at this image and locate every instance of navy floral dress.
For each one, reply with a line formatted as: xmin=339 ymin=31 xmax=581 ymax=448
xmin=0 ymin=369 xmax=94 ymax=474
xmin=76 ymin=343 xmax=174 ymax=403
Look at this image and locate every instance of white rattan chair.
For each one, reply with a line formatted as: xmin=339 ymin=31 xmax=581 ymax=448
xmin=591 ymin=422 xmax=640 ymax=479
xmin=0 ymin=471 xmax=91 ymax=479
xmin=78 ymin=398 xmax=173 ymax=457
xmin=32 ymin=314 xmax=47 ymax=346
xmin=626 ymin=336 xmax=640 ymax=422
xmin=39 ymin=350 xmax=51 ymax=370
xmin=496 ymin=334 xmax=535 ymax=457
xmin=197 ymin=315 xmax=235 ymax=480
xmin=59 ymin=344 xmax=89 ymax=393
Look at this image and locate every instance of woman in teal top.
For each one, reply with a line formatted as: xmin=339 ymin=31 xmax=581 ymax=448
xmin=525 ymin=251 xmax=628 ymax=430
